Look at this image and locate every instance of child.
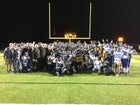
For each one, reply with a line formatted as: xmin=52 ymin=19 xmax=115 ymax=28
xmin=92 ymin=56 xmax=101 ymax=74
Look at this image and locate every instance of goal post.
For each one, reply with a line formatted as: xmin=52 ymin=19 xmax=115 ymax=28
xmin=48 ymin=1 xmax=92 ymax=40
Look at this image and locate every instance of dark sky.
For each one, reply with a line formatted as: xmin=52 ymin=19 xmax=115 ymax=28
xmin=1 ymin=0 xmax=140 ymax=48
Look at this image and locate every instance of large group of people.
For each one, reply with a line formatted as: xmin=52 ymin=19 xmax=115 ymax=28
xmin=3 ymin=40 xmax=137 ymax=76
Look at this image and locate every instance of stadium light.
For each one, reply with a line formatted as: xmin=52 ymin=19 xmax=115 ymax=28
xmin=64 ymin=32 xmax=77 ymax=44
xmin=118 ymin=37 xmax=124 ymax=43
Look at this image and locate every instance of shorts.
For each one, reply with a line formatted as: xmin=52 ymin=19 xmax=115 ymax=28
xmin=5 ymin=58 xmax=12 ymax=65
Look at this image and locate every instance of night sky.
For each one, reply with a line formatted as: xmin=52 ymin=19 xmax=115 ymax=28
xmin=1 ymin=0 xmax=140 ymax=48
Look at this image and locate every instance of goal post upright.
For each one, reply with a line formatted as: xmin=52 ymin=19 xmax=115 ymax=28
xmin=48 ymin=2 xmax=51 ymax=39
xmin=89 ymin=1 xmax=92 ymax=39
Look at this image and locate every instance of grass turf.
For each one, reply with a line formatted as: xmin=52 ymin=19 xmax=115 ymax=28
xmin=0 ymin=52 xmax=140 ymax=105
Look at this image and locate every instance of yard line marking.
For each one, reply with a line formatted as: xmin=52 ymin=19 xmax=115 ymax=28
xmin=0 ymin=82 xmax=140 ymax=86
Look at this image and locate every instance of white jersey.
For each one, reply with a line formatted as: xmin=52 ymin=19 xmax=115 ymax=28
xmin=114 ymin=51 xmax=122 ymax=60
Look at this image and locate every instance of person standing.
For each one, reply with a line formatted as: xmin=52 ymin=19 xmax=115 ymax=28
xmin=3 ymin=43 xmax=13 ymax=72
xmin=12 ymin=45 xmax=21 ymax=73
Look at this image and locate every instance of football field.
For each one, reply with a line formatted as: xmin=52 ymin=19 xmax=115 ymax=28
xmin=0 ymin=52 xmax=140 ymax=105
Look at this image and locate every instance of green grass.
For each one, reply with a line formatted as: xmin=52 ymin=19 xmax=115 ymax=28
xmin=0 ymin=52 xmax=140 ymax=105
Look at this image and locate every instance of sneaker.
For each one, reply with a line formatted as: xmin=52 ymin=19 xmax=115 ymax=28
xmin=115 ymin=74 xmax=119 ymax=76
xmin=9 ymin=69 xmax=12 ymax=72
xmin=12 ymin=72 xmax=16 ymax=75
xmin=56 ymin=72 xmax=59 ymax=76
